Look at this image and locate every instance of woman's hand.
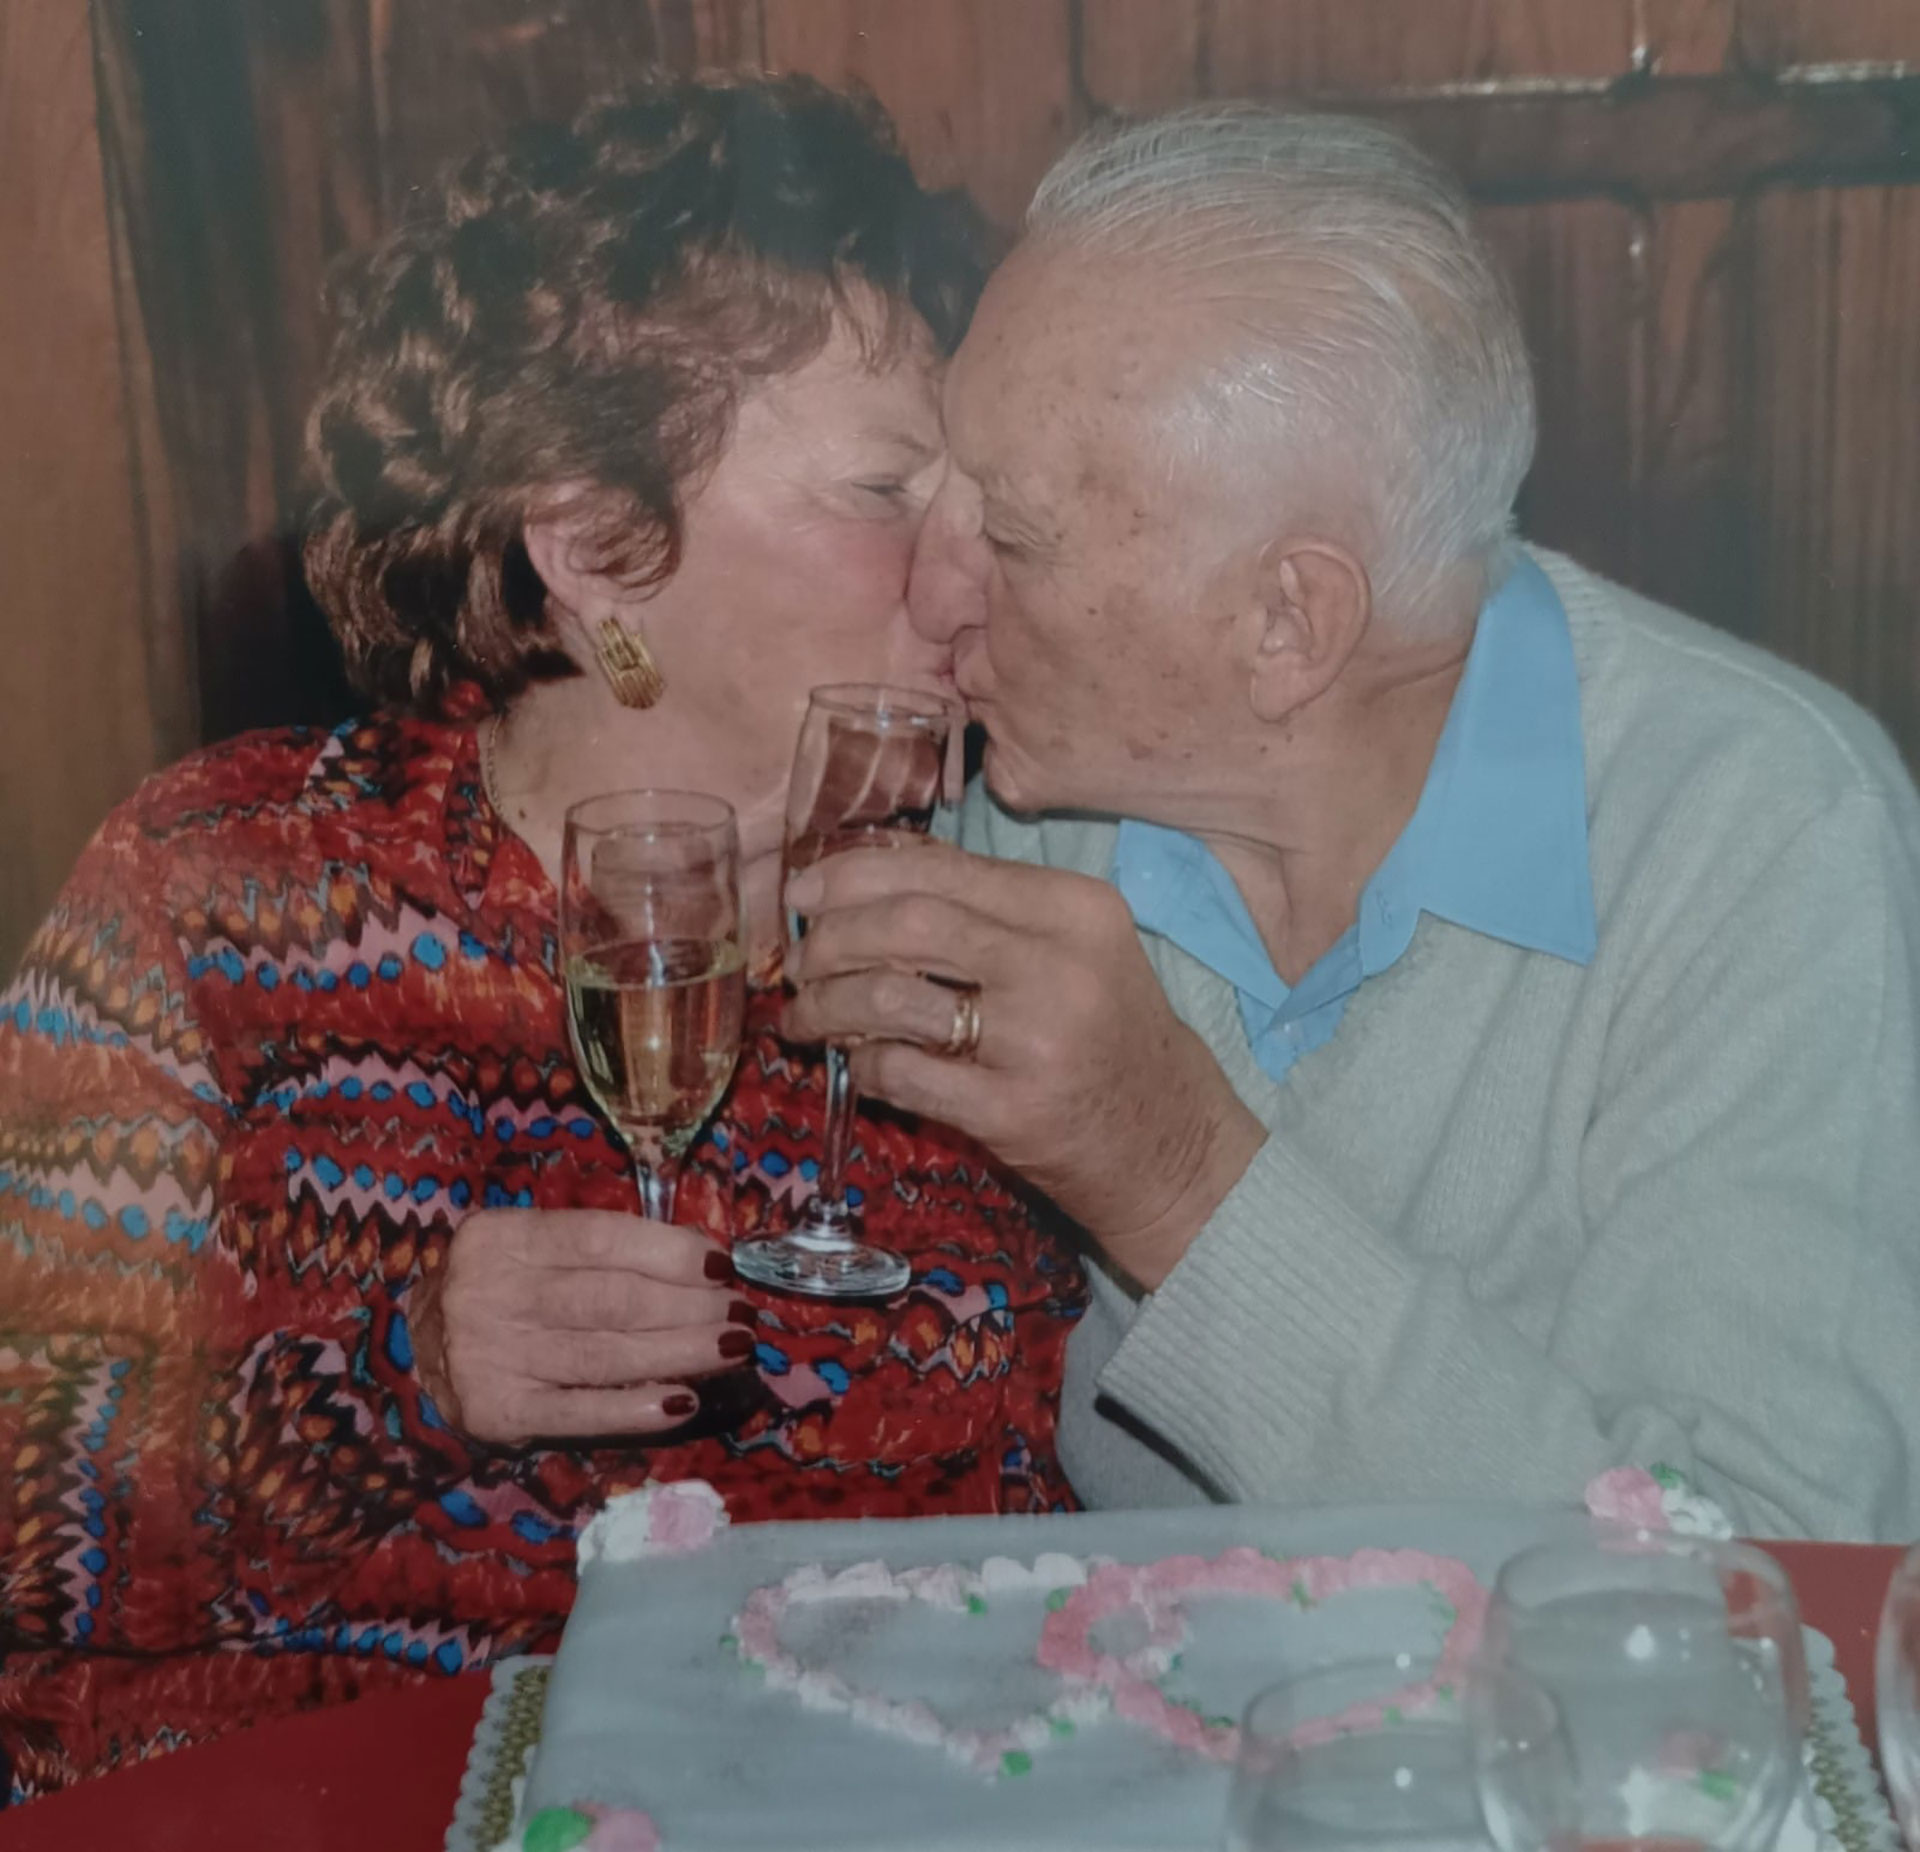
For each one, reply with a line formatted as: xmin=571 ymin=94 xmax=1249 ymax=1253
xmin=410 ymin=1208 xmax=754 ymax=1446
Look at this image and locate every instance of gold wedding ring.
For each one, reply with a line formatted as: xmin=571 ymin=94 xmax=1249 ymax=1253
xmin=939 ymin=985 xmax=983 ymax=1061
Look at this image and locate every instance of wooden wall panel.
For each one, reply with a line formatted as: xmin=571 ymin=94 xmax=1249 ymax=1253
xmin=0 ymin=0 xmax=166 ymax=970
xmin=64 ymin=0 xmax=1920 ymax=798
xmin=1081 ymin=0 xmax=1633 ymax=106
xmin=763 ymin=0 xmax=1076 ymax=226
xmin=1077 ymin=0 xmax=1207 ymax=112
xmin=1475 ymin=201 xmax=1639 ymax=571
xmin=1625 ymin=199 xmax=1756 ymax=639
xmin=1739 ymin=0 xmax=1920 ymax=68
xmin=1638 ymin=0 xmax=1742 ymax=74
xmin=1211 ymin=0 xmax=1633 ymax=88
xmin=375 ymin=0 xmax=762 ymax=201
xmin=1751 ymin=185 xmax=1920 ymax=754
xmin=94 ymin=1 xmax=335 ymax=743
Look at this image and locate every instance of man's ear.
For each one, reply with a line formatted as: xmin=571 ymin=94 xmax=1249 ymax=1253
xmin=1246 ymin=540 xmax=1372 ymax=724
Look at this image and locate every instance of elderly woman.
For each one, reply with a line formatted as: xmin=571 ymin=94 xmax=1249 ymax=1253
xmin=0 ymin=75 xmax=1083 ymax=1802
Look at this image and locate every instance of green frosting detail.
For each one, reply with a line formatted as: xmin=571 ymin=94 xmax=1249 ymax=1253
xmin=1290 ymin=1577 xmax=1314 ymax=1609
xmin=718 ymin=1632 xmax=737 ymax=1650
xmin=1049 ymin=1716 xmax=1076 ymax=1738
xmin=1001 ymin=1750 xmax=1033 ymax=1777
xmin=1045 ymin=1588 xmax=1071 ymax=1611
xmin=1699 ymin=1769 xmax=1741 ymax=1803
xmin=1651 ymin=1462 xmax=1686 ymax=1490
xmin=524 ymin=1807 xmax=594 ymax=1852
xmin=966 ymin=1593 xmax=988 ymax=1615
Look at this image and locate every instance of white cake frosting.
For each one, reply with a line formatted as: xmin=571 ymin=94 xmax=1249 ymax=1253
xmin=497 ymin=1475 xmax=1796 ymax=1852
xmin=729 ymin=1553 xmax=1106 ymax=1776
xmin=576 ymin=1479 xmax=729 ymax=1568
xmin=498 ymin=1485 xmax=1608 ymax=1851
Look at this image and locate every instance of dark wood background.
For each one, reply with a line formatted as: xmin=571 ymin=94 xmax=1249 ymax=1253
xmin=4 ymin=0 xmax=1918 ymax=967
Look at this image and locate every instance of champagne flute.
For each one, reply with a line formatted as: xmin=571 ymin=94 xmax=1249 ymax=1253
xmin=1875 ymin=1541 xmax=1920 ymax=1847
xmin=1225 ymin=1656 xmax=1578 ymax=1850
xmin=561 ymin=790 xmax=746 ymax=1222
xmin=733 ymin=683 xmax=958 ymax=1299
xmin=1479 ymin=1531 xmax=1809 ymax=1851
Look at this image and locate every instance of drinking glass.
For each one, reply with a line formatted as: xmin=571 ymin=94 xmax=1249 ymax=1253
xmin=1874 ymin=1541 xmax=1920 ymax=1847
xmin=1480 ymin=1530 xmax=1809 ymax=1850
xmin=1225 ymin=1657 xmax=1578 ymax=1851
xmin=560 ymin=790 xmax=745 ymax=1222
xmin=733 ymin=683 xmax=957 ymax=1299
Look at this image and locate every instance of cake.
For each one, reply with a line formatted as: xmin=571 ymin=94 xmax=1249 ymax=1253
xmin=488 ymin=1483 xmax=1632 ymax=1852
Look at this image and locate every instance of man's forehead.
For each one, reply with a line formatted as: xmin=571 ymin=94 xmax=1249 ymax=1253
xmin=946 ymin=249 xmax=1172 ymax=498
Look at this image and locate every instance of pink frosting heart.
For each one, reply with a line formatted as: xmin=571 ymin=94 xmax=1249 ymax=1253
xmin=586 ymin=1807 xmax=662 ymax=1852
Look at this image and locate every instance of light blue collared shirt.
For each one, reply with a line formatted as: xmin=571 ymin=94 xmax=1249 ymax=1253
xmin=1111 ymin=554 xmax=1598 ymax=1082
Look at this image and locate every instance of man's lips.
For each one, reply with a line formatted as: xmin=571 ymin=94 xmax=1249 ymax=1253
xmin=890 ymin=661 xmax=959 ymax=700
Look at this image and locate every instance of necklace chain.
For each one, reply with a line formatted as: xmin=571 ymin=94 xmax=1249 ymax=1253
xmin=479 ymin=713 xmax=506 ymax=817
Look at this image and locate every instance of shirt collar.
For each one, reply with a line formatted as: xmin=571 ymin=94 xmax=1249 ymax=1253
xmin=1113 ymin=550 xmax=1596 ymax=994
xmin=1112 ymin=822 xmax=1291 ymax=1006
xmin=1384 ymin=550 xmax=1597 ymax=966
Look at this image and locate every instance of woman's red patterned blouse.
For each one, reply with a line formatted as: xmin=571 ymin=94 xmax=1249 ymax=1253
xmin=0 ymin=712 xmax=1084 ymax=1803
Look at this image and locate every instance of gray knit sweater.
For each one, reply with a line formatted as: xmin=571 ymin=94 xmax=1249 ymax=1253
xmin=961 ymin=548 xmax=1920 ymax=1541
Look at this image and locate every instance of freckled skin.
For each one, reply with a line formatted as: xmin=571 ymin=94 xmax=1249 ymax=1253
xmin=907 ymin=245 xmax=1261 ymax=823
xmin=787 ymin=239 xmax=1473 ymax=1286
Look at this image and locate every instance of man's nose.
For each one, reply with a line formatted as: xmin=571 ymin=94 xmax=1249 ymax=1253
xmin=908 ymin=473 xmax=990 ymax=645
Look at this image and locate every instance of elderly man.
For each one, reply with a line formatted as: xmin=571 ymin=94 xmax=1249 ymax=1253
xmin=783 ymin=106 xmax=1920 ymax=1540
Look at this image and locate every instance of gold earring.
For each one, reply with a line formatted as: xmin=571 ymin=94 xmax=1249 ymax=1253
xmin=593 ymin=617 xmax=665 ymax=708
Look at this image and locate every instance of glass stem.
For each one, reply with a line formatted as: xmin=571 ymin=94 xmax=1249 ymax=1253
xmin=808 ymin=1042 xmax=857 ymax=1242
xmin=630 ymin=1133 xmax=677 ymax=1223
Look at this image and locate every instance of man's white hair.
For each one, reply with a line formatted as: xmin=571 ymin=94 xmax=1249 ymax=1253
xmin=1027 ymin=105 xmax=1536 ymax=629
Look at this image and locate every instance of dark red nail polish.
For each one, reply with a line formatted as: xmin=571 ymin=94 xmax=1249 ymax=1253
xmin=727 ymin=1298 xmax=757 ymax=1326
xmin=718 ymin=1328 xmax=755 ymax=1361
xmin=703 ymin=1249 xmax=736 ymax=1283
xmin=662 ymin=1391 xmax=698 ymax=1418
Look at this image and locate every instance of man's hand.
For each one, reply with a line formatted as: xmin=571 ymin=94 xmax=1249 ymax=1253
xmin=784 ymin=844 xmax=1266 ymax=1288
xmin=411 ymin=1209 xmax=754 ymax=1446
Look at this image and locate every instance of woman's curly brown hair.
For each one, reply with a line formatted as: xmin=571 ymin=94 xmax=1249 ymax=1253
xmin=303 ymin=74 xmax=989 ymax=716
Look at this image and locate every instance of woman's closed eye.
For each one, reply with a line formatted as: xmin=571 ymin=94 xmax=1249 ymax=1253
xmin=848 ymin=478 xmax=936 ymax=523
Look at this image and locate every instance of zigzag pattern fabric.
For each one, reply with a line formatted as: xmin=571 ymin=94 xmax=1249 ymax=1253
xmin=0 ymin=712 xmax=1085 ymax=1803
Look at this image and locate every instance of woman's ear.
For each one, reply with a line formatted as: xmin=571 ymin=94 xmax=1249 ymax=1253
xmin=522 ymin=502 xmax=616 ymax=640
xmin=1246 ymin=540 xmax=1372 ymax=724
xmin=522 ymin=497 xmax=670 ymax=708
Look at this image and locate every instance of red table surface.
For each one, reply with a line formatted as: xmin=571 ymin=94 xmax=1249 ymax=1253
xmin=0 ymin=1540 xmax=1900 ymax=1851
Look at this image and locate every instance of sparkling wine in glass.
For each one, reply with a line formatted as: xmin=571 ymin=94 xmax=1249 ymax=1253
xmin=561 ymin=790 xmax=745 ymax=1222
xmin=1875 ymin=1541 xmax=1920 ymax=1848
xmin=1225 ymin=1656 xmax=1578 ymax=1850
xmin=733 ymin=683 xmax=957 ymax=1300
xmin=1478 ymin=1530 xmax=1809 ymax=1852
